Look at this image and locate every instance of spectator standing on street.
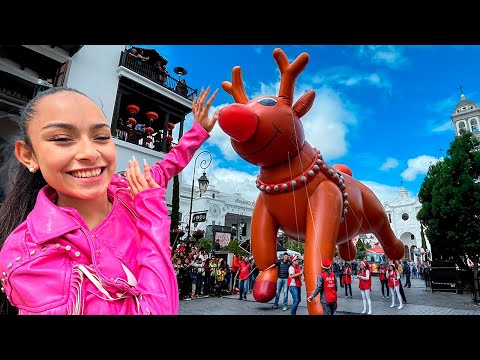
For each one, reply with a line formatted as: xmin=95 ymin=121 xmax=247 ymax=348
xmin=288 ymin=256 xmax=304 ymax=315
xmin=378 ymin=262 xmax=389 ymax=299
xmin=231 ymin=254 xmax=241 ymax=293
xmin=307 ymin=258 xmax=338 ymax=315
xmin=396 ymin=261 xmax=408 ymax=304
xmin=342 ymin=262 xmax=353 ymax=298
xmin=357 ymin=260 xmax=372 ymax=314
xmin=237 ymin=256 xmax=251 ymax=300
xmin=403 ymin=259 xmax=411 ymax=287
xmin=267 ymin=252 xmax=292 ymax=311
xmin=333 ymin=260 xmax=342 ymax=288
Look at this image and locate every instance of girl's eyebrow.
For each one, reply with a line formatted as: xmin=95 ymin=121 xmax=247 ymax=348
xmin=41 ymin=122 xmax=110 ymax=131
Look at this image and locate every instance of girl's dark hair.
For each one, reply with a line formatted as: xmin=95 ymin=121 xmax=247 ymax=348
xmin=0 ymin=86 xmax=87 ymax=314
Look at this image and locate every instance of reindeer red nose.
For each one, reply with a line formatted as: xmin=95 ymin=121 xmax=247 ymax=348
xmin=218 ymin=104 xmax=257 ymax=142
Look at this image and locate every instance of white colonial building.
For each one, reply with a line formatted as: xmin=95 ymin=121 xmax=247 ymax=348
xmin=383 ymin=187 xmax=431 ymax=263
xmin=179 ymin=182 xmax=254 ymax=247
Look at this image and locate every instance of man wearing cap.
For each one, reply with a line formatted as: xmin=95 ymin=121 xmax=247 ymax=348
xmin=307 ymin=258 xmax=338 ymax=315
xmin=266 ymin=252 xmax=292 ymax=310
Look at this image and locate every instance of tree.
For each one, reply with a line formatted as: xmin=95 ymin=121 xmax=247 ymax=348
xmin=223 ymin=238 xmax=249 ymax=256
xmin=417 ymin=131 xmax=480 ymax=302
xmin=198 ymin=237 xmax=213 ymax=253
xmin=284 ymin=238 xmax=305 ymax=254
xmin=355 ymin=239 xmax=371 ymax=260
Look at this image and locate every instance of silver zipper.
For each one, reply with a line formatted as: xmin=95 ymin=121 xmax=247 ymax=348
xmin=117 ymin=195 xmax=138 ymax=220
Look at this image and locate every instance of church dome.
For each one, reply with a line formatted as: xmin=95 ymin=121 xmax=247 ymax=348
xmin=452 ymin=94 xmax=478 ymax=116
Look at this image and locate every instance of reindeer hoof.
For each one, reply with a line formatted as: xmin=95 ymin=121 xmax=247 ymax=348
xmin=253 ymin=279 xmax=277 ymax=303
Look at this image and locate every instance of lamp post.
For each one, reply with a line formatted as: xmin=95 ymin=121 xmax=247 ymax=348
xmin=186 ymin=150 xmax=212 ymax=243
xmin=237 ymin=211 xmax=245 ymax=242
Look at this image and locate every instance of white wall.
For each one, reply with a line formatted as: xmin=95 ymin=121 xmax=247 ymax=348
xmin=66 ymin=45 xmax=124 ymax=125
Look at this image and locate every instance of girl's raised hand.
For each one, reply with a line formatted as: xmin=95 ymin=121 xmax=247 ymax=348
xmin=192 ymin=86 xmax=219 ymax=133
xmin=126 ymin=157 xmax=160 ymax=199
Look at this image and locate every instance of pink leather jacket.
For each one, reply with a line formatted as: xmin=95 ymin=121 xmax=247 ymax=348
xmin=0 ymin=122 xmax=209 ymax=315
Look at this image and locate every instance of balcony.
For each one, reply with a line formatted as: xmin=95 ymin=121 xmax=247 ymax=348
xmin=118 ymin=50 xmax=197 ymax=101
xmin=114 ymin=121 xmax=176 ymax=153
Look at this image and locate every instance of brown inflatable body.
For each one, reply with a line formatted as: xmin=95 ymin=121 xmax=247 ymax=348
xmin=218 ymin=48 xmax=404 ymax=315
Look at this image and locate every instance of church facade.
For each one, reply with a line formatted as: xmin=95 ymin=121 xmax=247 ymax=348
xmin=383 ymin=188 xmax=431 ymax=264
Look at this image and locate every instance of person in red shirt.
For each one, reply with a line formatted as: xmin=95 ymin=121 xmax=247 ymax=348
xmin=307 ymin=258 xmax=338 ymax=315
xmin=237 ymin=256 xmax=251 ymax=300
xmin=356 ymin=260 xmax=372 ymax=314
xmin=231 ymin=254 xmax=242 ymax=293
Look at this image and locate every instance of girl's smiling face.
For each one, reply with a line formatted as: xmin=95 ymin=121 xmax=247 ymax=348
xmin=17 ymin=91 xmax=116 ymax=204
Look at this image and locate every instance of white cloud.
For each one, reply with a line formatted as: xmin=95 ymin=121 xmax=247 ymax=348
xmin=360 ymin=180 xmax=412 ymax=205
xmin=311 ymin=67 xmax=392 ymax=92
xmin=302 ymin=86 xmax=357 ymax=159
xmin=358 ymin=45 xmax=408 ymax=69
xmin=380 ymin=157 xmax=399 ymax=171
xmin=401 ymin=155 xmax=439 ymax=181
xmin=432 ymin=121 xmax=454 ymax=132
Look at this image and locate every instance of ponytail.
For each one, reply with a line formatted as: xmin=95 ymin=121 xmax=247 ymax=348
xmin=0 ymin=166 xmax=46 ymax=247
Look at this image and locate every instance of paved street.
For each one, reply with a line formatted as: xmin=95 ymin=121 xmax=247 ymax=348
xmin=179 ymin=276 xmax=480 ymax=315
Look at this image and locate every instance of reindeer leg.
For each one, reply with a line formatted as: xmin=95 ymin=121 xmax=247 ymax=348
xmin=374 ymin=221 xmax=405 ymax=260
xmin=251 ymin=195 xmax=279 ymax=303
xmin=360 ymin=187 xmax=404 ymax=260
xmin=338 ymin=240 xmax=357 ymax=261
xmin=305 ymin=181 xmax=343 ymax=315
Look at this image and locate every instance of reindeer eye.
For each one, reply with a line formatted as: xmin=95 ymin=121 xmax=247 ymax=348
xmin=257 ymin=98 xmax=277 ymax=106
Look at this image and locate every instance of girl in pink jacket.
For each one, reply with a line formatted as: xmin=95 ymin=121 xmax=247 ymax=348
xmin=0 ymin=86 xmax=218 ymax=315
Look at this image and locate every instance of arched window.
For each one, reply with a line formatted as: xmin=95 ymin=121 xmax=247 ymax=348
xmin=411 ymin=234 xmax=415 ymax=240
xmin=470 ymin=119 xmax=479 ymax=132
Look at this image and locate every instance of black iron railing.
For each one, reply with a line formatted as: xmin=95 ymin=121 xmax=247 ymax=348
xmin=119 ymin=51 xmax=197 ymax=101
xmin=113 ymin=122 xmax=176 ymax=153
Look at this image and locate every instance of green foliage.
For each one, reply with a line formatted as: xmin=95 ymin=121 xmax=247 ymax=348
xmin=355 ymin=239 xmax=371 ymax=260
xmin=417 ymin=131 xmax=480 ymax=261
xmin=223 ymin=238 xmax=249 ymax=256
xmin=284 ymin=238 xmax=305 ymax=254
xmin=198 ymin=237 xmax=213 ymax=253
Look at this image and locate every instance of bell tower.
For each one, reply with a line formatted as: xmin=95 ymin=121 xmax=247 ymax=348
xmin=450 ymin=87 xmax=480 ymax=140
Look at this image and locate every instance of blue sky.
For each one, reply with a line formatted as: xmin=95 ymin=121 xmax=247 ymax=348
xmin=139 ymin=45 xmax=478 ymax=204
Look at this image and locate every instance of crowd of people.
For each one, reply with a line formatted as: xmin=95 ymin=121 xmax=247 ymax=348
xmin=169 ymin=242 xmax=259 ymax=301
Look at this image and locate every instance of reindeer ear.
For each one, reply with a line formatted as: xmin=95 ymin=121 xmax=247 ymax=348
xmin=293 ymin=90 xmax=315 ymax=119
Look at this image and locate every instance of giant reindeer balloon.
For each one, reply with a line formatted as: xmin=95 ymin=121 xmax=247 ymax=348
xmin=218 ymin=48 xmax=404 ymax=315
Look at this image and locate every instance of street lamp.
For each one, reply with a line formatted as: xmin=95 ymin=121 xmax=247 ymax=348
xmin=237 ymin=211 xmax=245 ymax=241
xmin=186 ymin=150 xmax=212 ymax=242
